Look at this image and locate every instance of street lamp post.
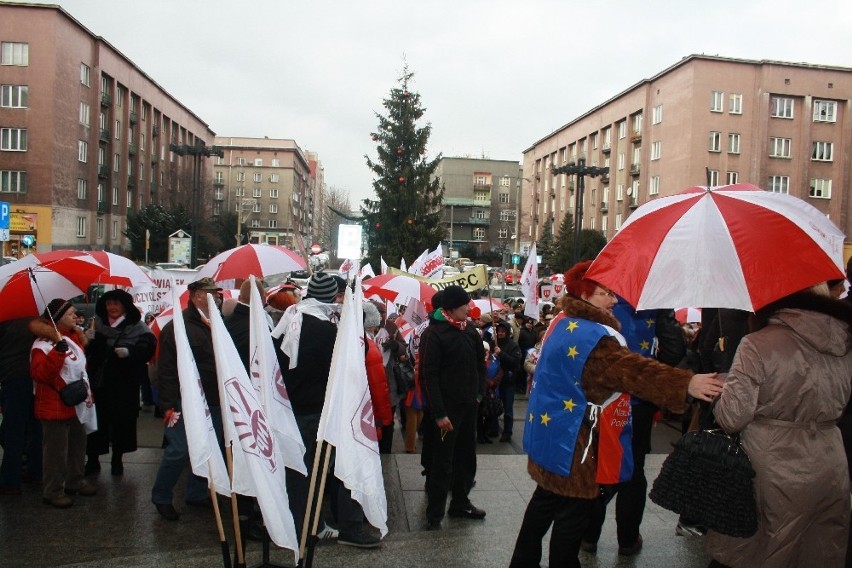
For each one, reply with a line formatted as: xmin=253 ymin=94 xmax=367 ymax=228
xmin=551 ymin=158 xmax=608 ymax=264
xmin=513 ymin=176 xmax=523 ymax=273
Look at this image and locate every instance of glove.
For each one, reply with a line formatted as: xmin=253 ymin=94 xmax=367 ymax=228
xmin=54 ymin=340 xmax=69 ymax=353
xmin=84 ymin=328 xmax=96 ymax=340
xmin=163 ymin=409 xmax=181 ymax=428
xmin=114 ymin=347 xmax=130 ymax=358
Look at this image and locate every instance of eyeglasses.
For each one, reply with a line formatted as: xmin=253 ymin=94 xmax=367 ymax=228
xmin=593 ymin=290 xmax=616 ymax=298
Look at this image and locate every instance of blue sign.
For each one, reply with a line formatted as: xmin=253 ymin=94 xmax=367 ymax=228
xmin=0 ymin=201 xmax=9 ymax=230
xmin=22 ymin=235 xmax=34 ymax=247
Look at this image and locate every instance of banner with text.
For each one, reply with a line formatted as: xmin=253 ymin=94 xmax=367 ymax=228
xmin=387 ymin=264 xmax=487 ymax=294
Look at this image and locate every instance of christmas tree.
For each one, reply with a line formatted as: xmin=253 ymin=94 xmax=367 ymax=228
xmin=551 ymin=211 xmax=607 ymax=272
xmin=362 ymin=66 xmax=445 ymax=268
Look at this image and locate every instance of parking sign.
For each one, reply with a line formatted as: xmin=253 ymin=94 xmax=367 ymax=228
xmin=0 ymin=202 xmax=9 ymax=241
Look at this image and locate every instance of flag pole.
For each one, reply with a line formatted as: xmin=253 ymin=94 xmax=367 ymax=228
xmin=208 ymin=461 xmax=232 ymax=568
xmin=298 ymin=439 xmax=331 ymax=565
xmin=303 ymin=443 xmax=333 ymax=568
xmin=226 ymin=445 xmax=247 ymax=568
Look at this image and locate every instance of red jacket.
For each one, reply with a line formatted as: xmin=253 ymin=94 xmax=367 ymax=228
xmin=366 ymin=338 xmax=393 ymax=433
xmin=29 ymin=319 xmax=85 ymax=421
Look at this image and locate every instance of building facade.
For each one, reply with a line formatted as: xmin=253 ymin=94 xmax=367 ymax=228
xmin=433 ymin=157 xmax=522 ymax=259
xmin=0 ymin=2 xmax=215 ymax=257
xmin=212 ymin=137 xmax=313 ymax=248
xmin=521 ymin=55 xmax=852 ymax=255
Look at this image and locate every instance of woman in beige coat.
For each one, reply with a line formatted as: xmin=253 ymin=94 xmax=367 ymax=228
xmin=705 ymin=287 xmax=852 ymax=568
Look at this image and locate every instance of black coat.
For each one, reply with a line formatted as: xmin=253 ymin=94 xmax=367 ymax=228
xmin=280 ymin=313 xmax=337 ymax=416
xmin=157 ymin=304 xmax=218 ymax=412
xmin=0 ymin=317 xmax=35 ymax=383
xmin=419 ymin=319 xmax=485 ymax=420
xmin=224 ymin=303 xmax=251 ymax=372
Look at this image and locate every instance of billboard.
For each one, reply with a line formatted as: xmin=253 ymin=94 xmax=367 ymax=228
xmin=337 ymin=224 xmax=363 ymax=259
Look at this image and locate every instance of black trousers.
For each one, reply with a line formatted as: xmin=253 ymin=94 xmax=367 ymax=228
xmin=424 ymin=402 xmax=477 ymax=523
xmin=582 ymin=399 xmax=656 ymax=547
xmin=509 ymin=486 xmax=594 ymax=568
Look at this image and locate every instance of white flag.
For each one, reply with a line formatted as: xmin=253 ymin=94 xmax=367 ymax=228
xmin=208 ymin=295 xmax=299 ymax=560
xmin=402 ymin=297 xmax=427 ymax=327
xmin=408 ymin=244 xmax=444 ymax=278
xmin=171 ymin=286 xmax=231 ymax=496
xmin=521 ymin=243 xmax=540 ymax=320
xmin=358 ymin=263 xmax=376 ymax=279
xmin=248 ymin=276 xmax=306 ymax=476
xmin=316 ymin=278 xmax=388 ymax=537
xmin=380 ymin=257 xmax=388 ymax=275
xmin=399 ymin=258 xmax=407 ymax=272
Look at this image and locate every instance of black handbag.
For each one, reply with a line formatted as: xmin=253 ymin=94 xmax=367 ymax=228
xmin=57 ymin=380 xmax=88 ymax=407
xmin=393 ymin=360 xmax=415 ymax=394
xmin=481 ymin=389 xmax=504 ymax=418
xmin=649 ymin=408 xmax=758 ymax=538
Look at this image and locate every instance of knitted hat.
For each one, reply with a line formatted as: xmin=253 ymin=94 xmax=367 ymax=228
xmin=306 ymin=272 xmax=339 ymax=303
xmin=441 ymin=285 xmax=470 ymax=310
xmin=430 ymin=289 xmax=445 ymax=311
xmin=363 ymin=301 xmax=381 ymax=329
xmin=43 ymin=298 xmax=72 ymax=321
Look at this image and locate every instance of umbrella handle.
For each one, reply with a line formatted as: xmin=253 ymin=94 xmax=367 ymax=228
xmin=28 ymin=267 xmax=61 ymax=336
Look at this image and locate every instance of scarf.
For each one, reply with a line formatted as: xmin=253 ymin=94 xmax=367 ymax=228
xmin=95 ymin=316 xmax=153 ymax=347
xmin=438 ymin=308 xmax=467 ymax=331
xmin=272 ymin=298 xmax=341 ymax=369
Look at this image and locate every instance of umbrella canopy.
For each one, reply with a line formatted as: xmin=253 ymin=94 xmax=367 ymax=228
xmin=471 ymin=298 xmax=507 ymax=313
xmin=84 ymin=250 xmax=154 ymax=287
xmin=674 ymin=307 xmax=702 ymax=324
xmin=196 ymin=244 xmax=305 ymax=282
xmin=361 ymin=273 xmax=436 ymax=305
xmin=586 ymin=184 xmax=845 ymax=312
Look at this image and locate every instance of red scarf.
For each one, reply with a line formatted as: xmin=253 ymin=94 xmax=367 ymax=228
xmin=441 ymin=308 xmax=467 ymax=331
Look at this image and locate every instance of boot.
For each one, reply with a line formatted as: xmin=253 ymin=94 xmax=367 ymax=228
xmin=84 ymin=456 xmax=101 ymax=476
xmin=111 ymin=453 xmax=124 ymax=476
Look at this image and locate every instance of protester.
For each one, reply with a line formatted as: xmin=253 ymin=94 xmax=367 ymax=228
xmin=151 ymin=278 xmax=223 ymax=521
xmin=266 ymin=280 xmax=301 ymax=326
xmin=364 ymin=301 xmax=394 ymax=454
xmin=405 ymin=292 xmax=443 ymax=456
xmin=477 ymin=341 xmax=502 ymax=444
xmin=705 ymin=285 xmax=852 ymax=568
xmin=419 ymin=285 xmax=486 ymax=530
xmin=84 ymin=290 xmax=156 ymax=477
xmin=224 ymin=278 xmax=266 ymax=371
xmin=522 ymin=325 xmax=546 ymax=395
xmin=508 ymin=261 xmax=723 ymax=568
xmin=0 ymin=317 xmax=41 ymax=494
xmin=30 ymin=299 xmax=98 ymax=508
xmin=493 ymin=320 xmax=522 ymax=442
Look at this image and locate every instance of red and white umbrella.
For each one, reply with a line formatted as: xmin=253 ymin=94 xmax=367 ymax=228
xmin=83 ymin=250 xmax=154 ymax=287
xmin=471 ymin=298 xmax=507 ymax=313
xmin=586 ymin=184 xmax=845 ymax=312
xmin=196 ymin=244 xmax=305 ymax=282
xmin=674 ymin=307 xmax=702 ymax=324
xmin=361 ymin=273 xmax=436 ymax=305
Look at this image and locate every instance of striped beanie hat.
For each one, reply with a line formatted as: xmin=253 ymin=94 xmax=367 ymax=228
xmin=306 ymin=272 xmax=339 ymax=304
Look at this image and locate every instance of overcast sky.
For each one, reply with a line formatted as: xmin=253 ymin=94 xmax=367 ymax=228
xmin=21 ymin=0 xmax=852 ymax=207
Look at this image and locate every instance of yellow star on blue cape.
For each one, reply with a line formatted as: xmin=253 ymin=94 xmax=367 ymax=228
xmin=567 ymin=346 xmax=579 ymax=359
xmin=646 ymin=318 xmax=654 ymax=328
xmin=639 ymin=339 xmax=650 ymax=351
xmin=567 ymin=320 xmax=579 ymax=332
xmin=564 ymin=399 xmax=577 ymax=412
xmin=540 ymin=412 xmax=551 ymax=426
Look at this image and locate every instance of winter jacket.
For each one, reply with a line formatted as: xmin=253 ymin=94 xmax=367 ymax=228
xmin=0 ymin=317 xmax=35 ymax=383
xmin=224 ymin=302 xmax=251 ymax=372
xmin=495 ymin=328 xmax=523 ymax=384
xmin=157 ymin=304 xmax=219 ymax=412
xmin=280 ymin=313 xmax=337 ymax=416
xmin=366 ymin=338 xmax=393 ymax=431
xmin=705 ymin=293 xmax=852 ymax=568
xmin=29 ymin=318 xmax=86 ymax=421
xmin=527 ymin=296 xmax=692 ymax=499
xmin=419 ymin=315 xmax=486 ymax=420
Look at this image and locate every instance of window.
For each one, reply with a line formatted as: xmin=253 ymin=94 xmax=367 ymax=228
xmin=495 ymin=227 xmax=507 ymax=239
xmin=96 ymin=218 xmax=104 ymax=239
xmin=237 ymin=157 xmax=248 ymax=166
xmin=235 ymin=187 xmax=244 ymax=197
xmin=602 ymin=187 xmax=610 ymax=203
xmin=618 ymin=121 xmax=627 ymax=139
xmin=499 ymin=210 xmax=515 ymax=221
xmin=112 ymin=220 xmax=119 ymax=240
xmin=1 ymin=85 xmax=27 ymax=108
xmin=711 ymin=91 xmax=724 ymax=112
xmin=728 ymin=133 xmax=741 ymax=154
xmin=649 ymin=176 xmax=660 ymax=195
xmin=812 ymin=141 xmax=833 ymax=161
xmin=79 ymin=102 xmax=89 ymax=125
xmin=769 ymin=137 xmax=792 ymax=158
xmin=113 ymin=153 xmax=120 ymax=173
xmin=729 ymin=94 xmax=742 ymax=114
xmin=80 ymin=63 xmax=90 ymax=86
xmin=1 ymin=128 xmax=27 ymax=151
xmin=78 ymin=140 xmax=88 ymax=162
xmin=617 ymin=153 xmax=625 ymax=170
xmin=616 ymin=184 xmax=624 ymax=201
xmin=214 ymin=172 xmax=224 ymax=184
xmin=268 ymin=219 xmax=278 ymax=229
xmin=112 ymin=187 xmax=119 ymax=205
xmin=601 ymin=216 xmax=608 ymax=233
xmin=250 ymin=219 xmax=260 ymax=228
xmin=809 ymin=179 xmax=832 ymax=199
xmin=236 ymin=172 xmax=245 ymax=182
xmin=97 ymin=183 xmax=104 ymax=202
xmin=76 ymin=216 xmax=87 ymax=238
xmin=500 ymin=176 xmax=511 ymax=187
xmin=253 ymin=173 xmax=262 ymax=182
xmin=499 ymin=192 xmax=509 ymax=204
xmin=77 ymin=179 xmax=87 ymax=199
xmin=252 ymin=202 xmax=261 ymax=213
xmin=253 ymin=187 xmax=261 ymax=198
xmin=474 ymin=175 xmax=487 ymax=186
xmin=98 ymin=147 xmax=105 ymax=166
xmin=473 ymin=227 xmax=485 ymax=240
xmin=651 ymin=141 xmax=661 ymax=160
xmin=813 ymin=100 xmax=837 ymax=123
xmin=603 ymin=128 xmax=612 ymax=147
xmin=1 ymin=42 xmax=28 ymax=66
xmin=768 ymin=175 xmax=789 ymax=194
xmin=271 ymin=158 xmax=280 ymax=167
xmin=709 ymin=131 xmax=722 ymax=152
xmin=126 ymin=189 xmax=132 ymax=208
xmin=632 ymin=113 xmax=643 ymax=133
xmin=141 ymin=105 xmax=147 ymax=121
xmin=474 ymin=209 xmax=488 ymax=219
xmin=269 ymin=189 xmax=278 ymax=198
xmin=254 ymin=158 xmax=263 ymax=166
xmin=114 ymin=120 xmax=121 ymax=140
xmin=213 ymin=202 xmax=221 ymax=216
xmin=770 ymin=96 xmax=794 ymax=118
xmin=652 ymin=105 xmax=662 ymax=125
xmin=269 ymin=203 xmax=278 ymax=214
xmin=115 ymin=88 xmax=123 ymax=107
xmin=726 ymin=171 xmax=739 ymax=185
xmin=0 ymin=170 xmax=26 ymax=193
xmin=214 ymin=187 xmax=223 ymax=200
xmin=632 ymin=147 xmax=641 ymax=166
xmin=615 ymin=213 xmax=623 ymax=230
xmin=708 ymin=170 xmax=720 ymax=186
xmin=269 ymin=173 xmax=280 ymax=183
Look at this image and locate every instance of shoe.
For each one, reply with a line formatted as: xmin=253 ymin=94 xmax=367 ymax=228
xmin=676 ymin=522 xmax=707 ymax=536
xmin=316 ymin=523 xmax=339 ymax=540
xmin=337 ymin=532 xmax=382 ymax=549
xmin=185 ymin=498 xmax=212 ymax=508
xmin=65 ymin=483 xmax=97 ymax=496
xmin=499 ymin=433 xmax=512 ymax=443
xmin=84 ymin=459 xmax=101 ymax=476
xmin=111 ymin=462 xmax=124 ymax=476
xmin=0 ymin=486 xmax=22 ymax=495
xmin=43 ymin=495 xmax=73 ymax=508
xmin=426 ymin=520 xmax=441 ymax=531
xmin=580 ymin=540 xmax=598 ymax=554
xmin=447 ymin=504 xmax=486 ymax=519
xmin=155 ymin=503 xmax=180 ymax=521
xmin=618 ymin=535 xmax=643 ymax=556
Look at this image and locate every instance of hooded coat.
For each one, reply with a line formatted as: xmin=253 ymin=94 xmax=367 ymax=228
xmin=704 ymin=293 xmax=852 ymax=568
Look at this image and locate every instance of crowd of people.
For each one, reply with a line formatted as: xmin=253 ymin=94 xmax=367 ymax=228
xmin=1 ymin=260 xmax=852 ymax=567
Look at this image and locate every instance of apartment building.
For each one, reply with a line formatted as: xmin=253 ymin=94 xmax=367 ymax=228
xmin=0 ymin=2 xmax=215 ymax=256
xmin=433 ymin=157 xmax=522 ymax=258
xmin=212 ymin=137 xmax=313 ymax=247
xmin=521 ymin=55 xmax=852 ymax=255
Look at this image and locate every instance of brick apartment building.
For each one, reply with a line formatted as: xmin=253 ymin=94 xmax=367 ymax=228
xmin=0 ymin=2 xmax=217 ymax=257
xmin=521 ymin=55 xmax=852 ymax=257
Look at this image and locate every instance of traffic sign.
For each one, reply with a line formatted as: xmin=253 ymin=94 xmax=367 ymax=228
xmin=311 ymin=243 xmax=322 ymax=254
xmin=0 ymin=229 xmax=8 ymax=241
xmin=0 ymin=201 xmax=9 ymax=235
xmin=22 ymin=234 xmax=34 ymax=247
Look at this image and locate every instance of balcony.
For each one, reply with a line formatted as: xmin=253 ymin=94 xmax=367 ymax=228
xmin=600 ymin=201 xmax=608 ymax=212
xmin=151 ymin=125 xmax=159 ymax=138
xmin=128 ymin=144 xmax=137 ymax=156
xmin=468 ymin=217 xmax=491 ymax=226
xmin=602 ymin=143 xmax=611 ymax=154
xmin=129 ymin=111 xmax=139 ymax=124
xmin=99 ymin=129 xmax=110 ymax=142
xmin=150 ymin=155 xmax=158 ymax=165
xmin=601 ymin=174 xmax=610 ymax=183
xmin=213 ymin=178 xmax=224 ymax=187
xmin=150 ymin=181 xmax=157 ymax=194
xmin=127 ymin=176 xmax=135 ymax=189
xmin=630 ymin=164 xmax=641 ymax=176
xmin=630 ymin=131 xmax=642 ymax=142
xmin=96 ymin=201 xmax=109 ymax=215
xmin=98 ymin=165 xmax=109 ymax=178
xmin=100 ymin=94 xmax=112 ymax=107
xmin=473 ymin=182 xmax=492 ymax=190
xmin=629 ymin=197 xmax=639 ymax=209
